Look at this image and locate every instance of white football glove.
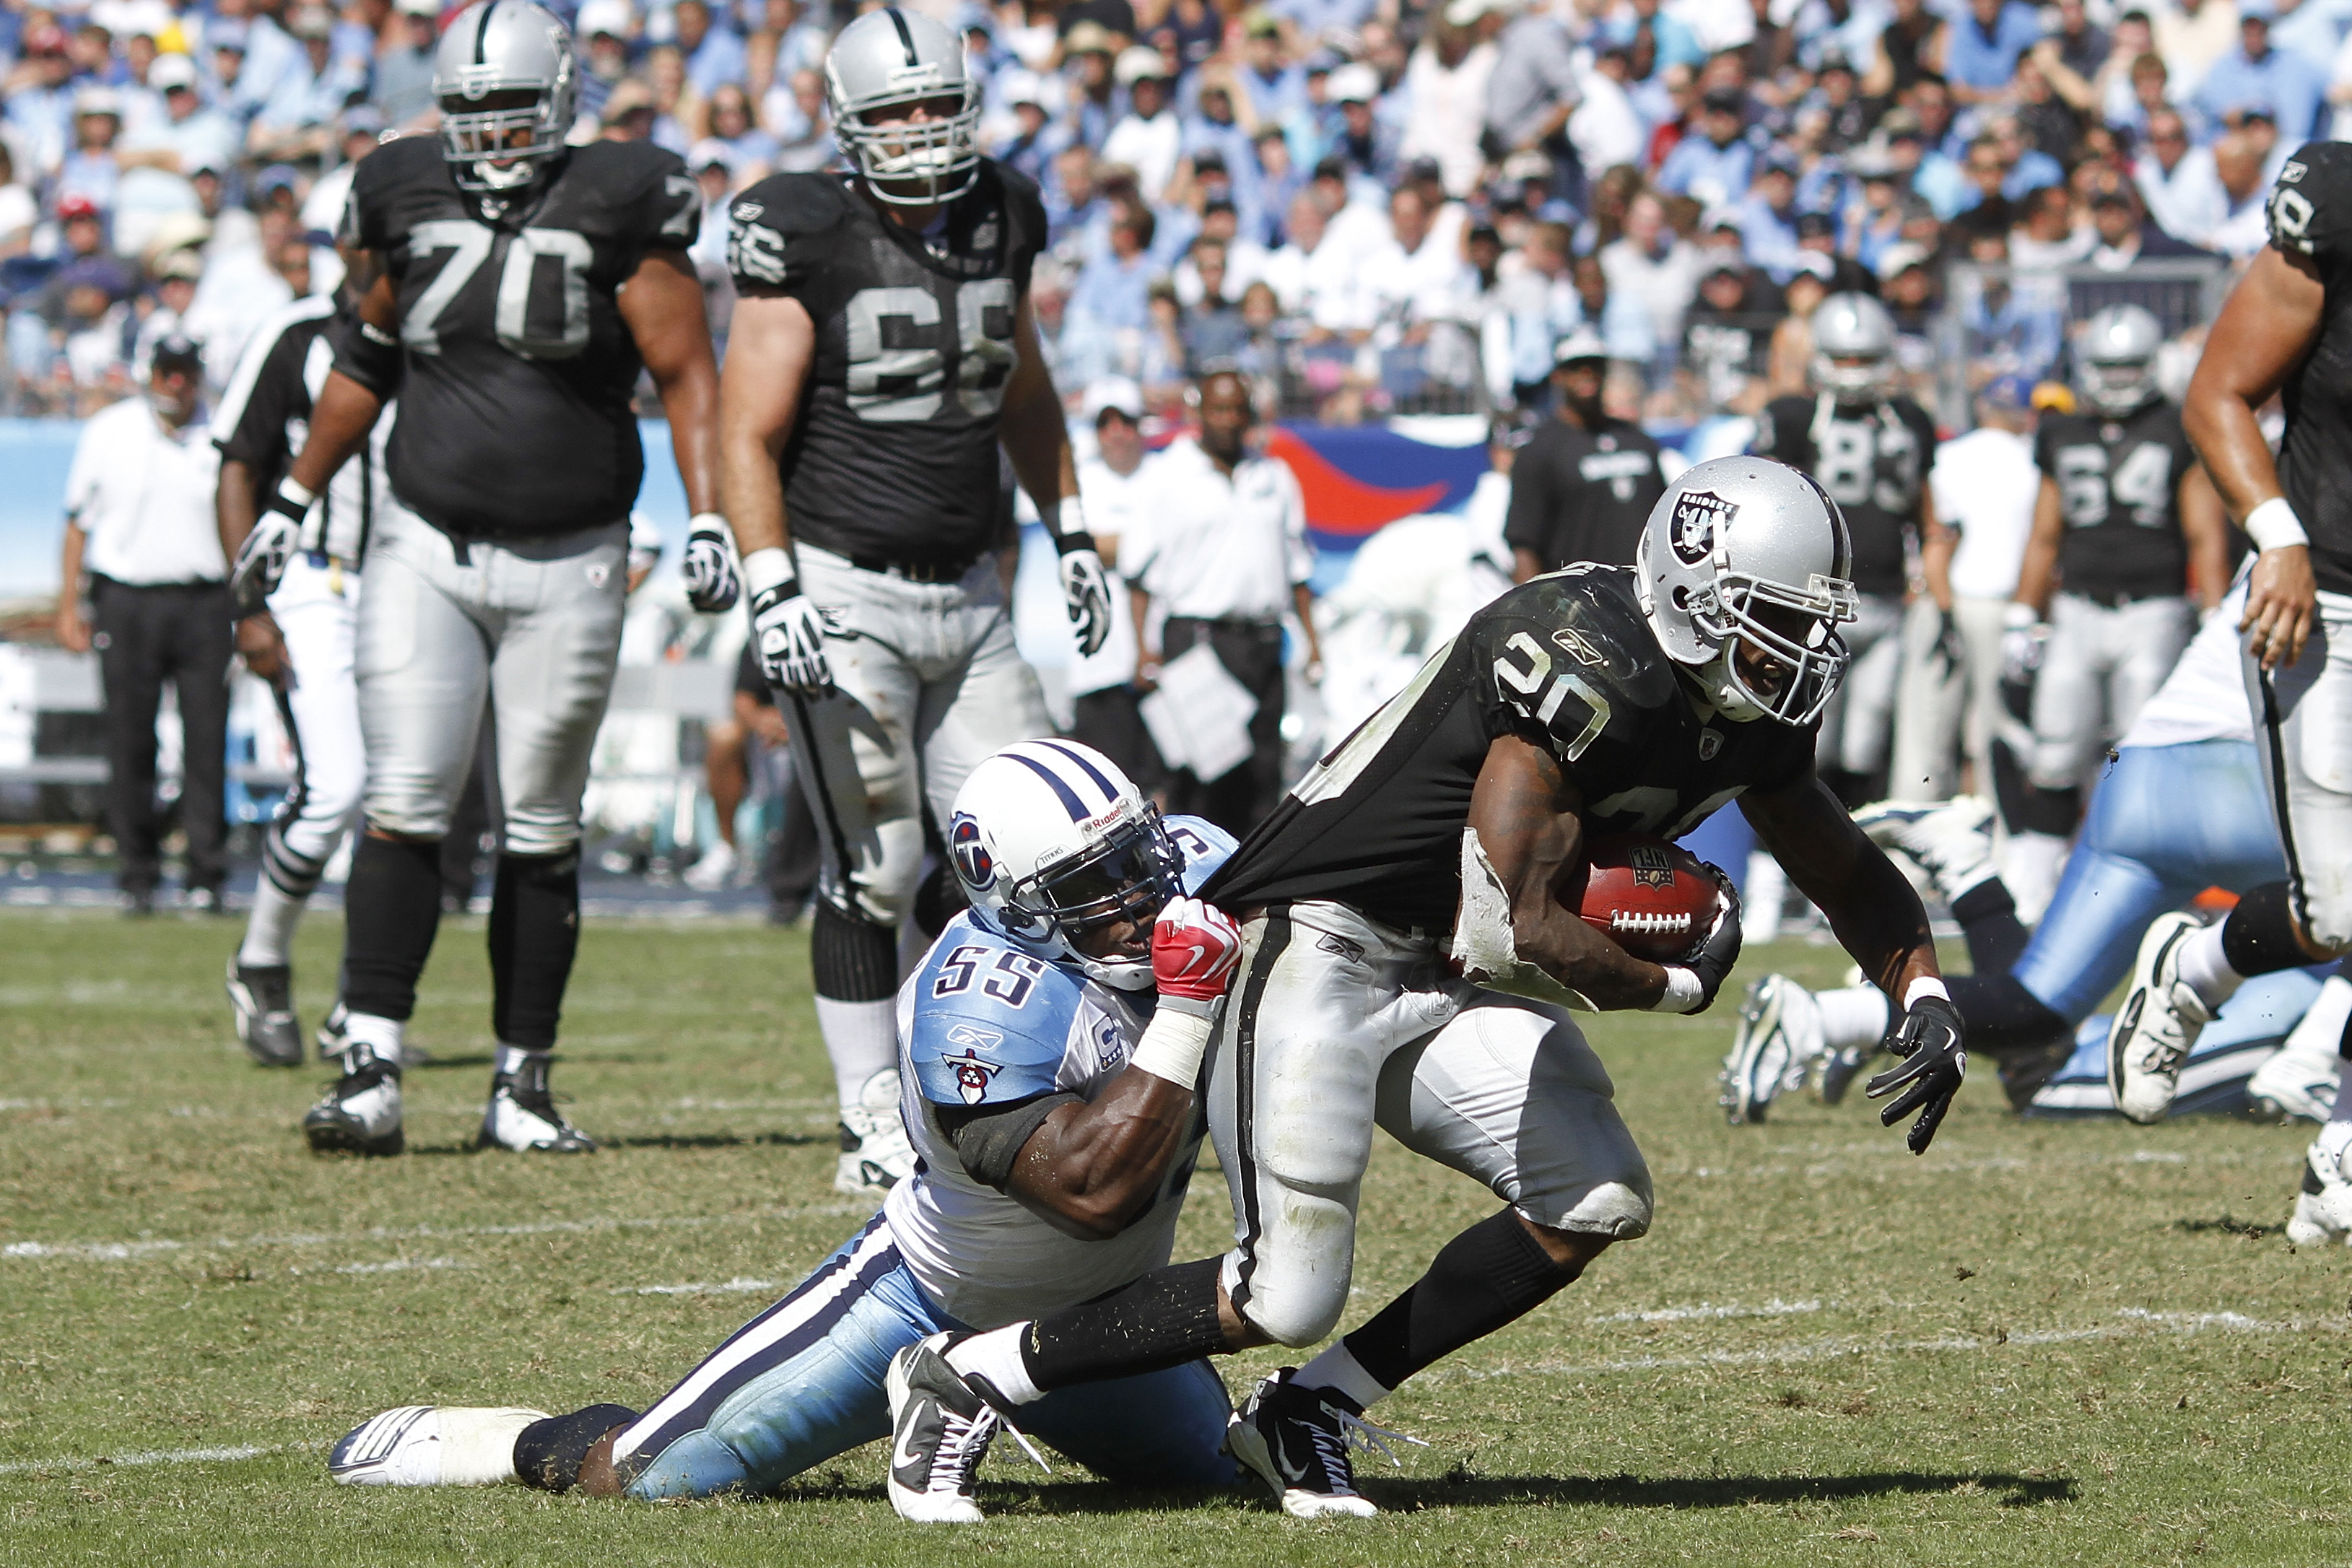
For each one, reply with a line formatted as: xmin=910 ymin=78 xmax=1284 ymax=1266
xmin=750 ymin=579 xmax=832 ymax=697
xmin=680 ymin=514 xmax=740 ymax=614
xmin=1061 ymin=548 xmax=1114 ymax=658
xmin=2000 ymin=604 xmax=2048 ymax=686
xmin=229 ymin=479 xmax=313 ymax=617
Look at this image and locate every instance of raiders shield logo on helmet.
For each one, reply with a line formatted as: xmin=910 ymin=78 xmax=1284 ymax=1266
xmin=1671 ymin=489 xmax=1737 ymax=566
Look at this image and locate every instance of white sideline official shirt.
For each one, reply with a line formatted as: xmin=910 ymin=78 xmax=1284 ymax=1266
xmin=1928 ymin=424 xmax=2037 ymax=601
xmin=1123 ymin=437 xmax=1313 ymax=626
xmin=66 ymin=394 xmax=225 ymax=585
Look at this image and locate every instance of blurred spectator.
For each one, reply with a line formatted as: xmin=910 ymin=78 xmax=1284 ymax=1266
xmin=2195 ymin=0 xmax=2327 ymax=145
xmin=377 ymin=0 xmax=445 ymax=129
xmin=1599 ymin=189 xmax=1701 ymax=376
xmin=1655 ymin=86 xmax=1755 ymax=206
xmin=1398 ymin=9 xmax=1494 ymax=197
xmin=120 ymin=54 xmax=240 ymax=178
xmin=2137 ymin=107 xmax=2226 ymax=243
xmin=1324 ymin=63 xmax=1399 ymax=186
xmin=767 ymin=69 xmax=833 ymax=172
xmin=2209 ymin=127 xmax=2278 ymax=256
xmin=248 ymin=7 xmax=360 ymax=164
xmin=1104 ymin=47 xmax=1181 ymax=200
xmin=674 ymin=0 xmax=746 ymax=100
xmin=1481 ymin=0 xmax=1580 ymax=175
xmin=2086 ymin=183 xmax=2215 ymax=266
xmin=1946 ymin=0 xmax=2044 ymax=105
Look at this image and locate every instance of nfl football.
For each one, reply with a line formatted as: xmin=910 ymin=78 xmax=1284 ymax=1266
xmin=1569 ymin=834 xmax=1722 ymax=962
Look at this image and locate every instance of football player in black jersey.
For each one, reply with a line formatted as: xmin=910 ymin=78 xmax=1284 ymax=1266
xmin=230 ymin=0 xmax=723 ymax=1157
xmin=882 ymin=458 xmax=1968 ymax=1520
xmin=1751 ymin=292 xmax=1941 ymax=806
xmin=715 ymin=8 xmax=1110 ymax=1197
xmin=2123 ymin=141 xmax=2352 ymax=1232
xmin=1998 ymin=304 xmax=2227 ymax=894
xmin=214 ymin=285 xmax=394 ymax=1068
xmin=1503 ymin=326 xmax=1668 ymax=577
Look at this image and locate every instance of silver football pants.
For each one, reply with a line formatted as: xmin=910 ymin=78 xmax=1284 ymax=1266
xmin=2030 ymin=591 xmax=2195 ymax=790
xmin=1816 ymin=591 xmax=1905 ymax=778
xmin=2248 ymin=592 xmax=2352 ymax=949
xmin=354 ymin=500 xmax=627 ymax=855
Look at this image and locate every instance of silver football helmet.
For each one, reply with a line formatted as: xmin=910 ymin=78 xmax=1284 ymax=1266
xmin=2078 ymin=303 xmax=2164 ymax=415
xmin=1808 ymin=292 xmax=1897 ymax=401
xmin=1635 ymin=456 xmax=1860 ymax=727
xmin=435 ymin=0 xmax=576 ymax=193
xmin=826 ymin=8 xmax=981 ymax=206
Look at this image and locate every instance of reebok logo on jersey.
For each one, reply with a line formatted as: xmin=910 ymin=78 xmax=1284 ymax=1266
xmin=1671 ymin=490 xmax=1736 ymax=566
xmin=1550 ymin=626 xmax=1605 ymax=666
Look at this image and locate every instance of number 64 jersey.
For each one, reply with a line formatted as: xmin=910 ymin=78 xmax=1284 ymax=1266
xmin=724 ymin=161 xmax=1046 ymax=567
xmin=340 ymin=136 xmax=699 ymax=539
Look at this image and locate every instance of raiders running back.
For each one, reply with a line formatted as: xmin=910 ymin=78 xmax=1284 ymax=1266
xmin=1205 ymin=565 xmax=1817 ymax=933
xmin=341 ymin=132 xmax=697 ymax=536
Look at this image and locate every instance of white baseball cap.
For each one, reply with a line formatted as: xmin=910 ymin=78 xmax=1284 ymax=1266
xmin=1553 ymin=324 xmax=1608 ymax=365
xmin=1326 ymin=62 xmax=1379 ymax=103
xmin=1084 ymin=375 xmax=1145 ymax=421
xmin=575 ymin=0 xmax=632 ymax=38
xmin=1114 ymin=45 xmax=1169 ymax=86
xmin=149 ymin=53 xmax=201 ymax=91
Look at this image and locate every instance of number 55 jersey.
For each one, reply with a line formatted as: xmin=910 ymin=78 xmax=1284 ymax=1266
xmin=339 ymin=135 xmax=700 ymax=539
xmin=723 ymin=161 xmax=1046 ymax=566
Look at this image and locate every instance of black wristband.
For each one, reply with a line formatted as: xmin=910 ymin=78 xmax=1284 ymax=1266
xmin=1054 ymin=530 xmax=1099 ymax=557
xmin=749 ymin=578 xmax=801 ymax=616
xmin=263 ymin=482 xmax=310 ymax=524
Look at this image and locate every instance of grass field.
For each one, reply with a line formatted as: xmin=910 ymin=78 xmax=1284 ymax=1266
xmin=2 ymin=909 xmax=2348 ymax=1567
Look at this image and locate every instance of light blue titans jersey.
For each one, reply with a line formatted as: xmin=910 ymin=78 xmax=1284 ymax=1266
xmin=881 ymin=815 xmax=1235 ymax=1328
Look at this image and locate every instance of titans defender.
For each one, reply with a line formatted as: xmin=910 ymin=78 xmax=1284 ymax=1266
xmin=1751 ymin=292 xmax=1939 ymax=806
xmin=235 ymin=0 xmax=723 ymax=1155
xmin=718 ymin=8 xmax=1112 ymax=1196
xmin=326 ymin=743 xmax=1246 ymax=1518
xmin=2116 ymin=141 xmax=2352 ymax=1242
xmin=883 ymin=459 xmax=1969 ymax=1523
xmin=216 ymin=286 xmax=395 ymax=1067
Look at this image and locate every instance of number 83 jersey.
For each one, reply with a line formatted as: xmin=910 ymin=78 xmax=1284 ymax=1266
xmin=341 ymin=136 xmax=700 ymax=540
xmin=725 ymin=162 xmax=1046 ymax=566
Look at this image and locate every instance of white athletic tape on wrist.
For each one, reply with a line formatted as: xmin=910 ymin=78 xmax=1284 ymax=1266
xmin=1053 ymin=497 xmax=1087 ymax=541
xmin=743 ymin=546 xmax=796 ymax=597
xmin=2245 ymin=496 xmax=2309 ymax=553
xmin=688 ymin=511 xmax=728 ymax=537
xmin=1128 ymin=1004 xmax=1214 ymax=1086
xmin=276 ymin=476 xmax=315 ymax=508
xmin=2003 ymin=601 xmax=2039 ymax=629
xmin=1649 ymin=967 xmax=1705 ymax=1014
xmin=1903 ymin=976 xmax=1951 ymax=1011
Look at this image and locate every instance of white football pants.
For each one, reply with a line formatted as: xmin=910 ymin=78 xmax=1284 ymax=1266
xmin=1816 ymin=591 xmax=1905 ymax=778
xmin=1206 ymin=900 xmax=1654 ymax=1349
xmin=354 ymin=500 xmax=627 ymax=855
xmin=2248 ymin=592 xmax=2352 ymax=949
xmin=2030 ymin=591 xmax=2195 ymax=790
xmin=780 ymin=544 xmax=1050 ymax=928
xmin=261 ymin=553 xmax=365 ymax=887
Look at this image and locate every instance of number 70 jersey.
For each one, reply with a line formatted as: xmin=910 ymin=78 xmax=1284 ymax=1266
xmin=341 ymin=136 xmax=700 ymax=541
xmin=724 ymin=161 xmax=1047 ymax=567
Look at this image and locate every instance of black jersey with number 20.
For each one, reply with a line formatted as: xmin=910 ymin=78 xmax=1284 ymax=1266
xmin=1203 ymin=567 xmax=1819 ymax=933
xmin=2268 ymin=142 xmax=2352 ymax=596
xmin=342 ymin=136 xmax=699 ymax=540
xmin=725 ymin=161 xmax=1046 ymax=566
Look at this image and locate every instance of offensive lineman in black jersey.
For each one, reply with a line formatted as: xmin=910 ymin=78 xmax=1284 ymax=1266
xmin=214 ymin=286 xmax=395 ymax=1068
xmin=2122 ymin=141 xmax=2352 ymax=1235
xmin=713 ymin=8 xmax=1110 ymax=1196
xmin=881 ymin=458 xmax=1968 ymax=1522
xmin=1999 ymin=304 xmax=2227 ymax=887
xmin=1751 ymin=292 xmax=1939 ymax=806
xmin=229 ymin=0 xmax=722 ymax=1156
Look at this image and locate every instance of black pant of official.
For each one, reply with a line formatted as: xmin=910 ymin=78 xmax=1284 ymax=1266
xmin=90 ymin=575 xmax=231 ymax=897
xmin=1161 ymin=616 xmax=1286 ymax=840
xmin=1070 ymin=683 xmax=1168 ymax=798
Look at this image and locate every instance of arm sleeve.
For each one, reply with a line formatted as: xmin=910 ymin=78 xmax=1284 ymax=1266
xmin=212 ymin=322 xmax=300 ymax=469
xmin=1279 ymin=463 xmax=1314 ymax=586
xmin=934 ymin=1091 xmax=1081 ymax=1192
xmin=62 ymin=418 xmax=103 ymax=521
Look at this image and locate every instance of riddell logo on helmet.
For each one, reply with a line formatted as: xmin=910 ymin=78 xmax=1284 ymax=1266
xmin=1671 ymin=490 xmax=1736 ymax=567
xmin=949 ymin=813 xmax=992 ymax=887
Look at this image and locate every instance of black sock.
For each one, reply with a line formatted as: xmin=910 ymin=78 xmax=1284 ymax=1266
xmin=1016 ymin=1257 xmax=1227 ymax=1394
xmin=1946 ymin=971 xmax=2068 ymax=1053
xmin=2223 ymin=881 xmax=2310 ymax=978
xmin=1338 ymin=1208 xmax=1583 ymax=1392
xmin=811 ymin=899 xmax=898 ymax=1001
xmin=2016 ymin=784 xmax=2079 ymax=837
xmin=340 ymin=833 xmax=445 ymax=1022
xmin=488 ymin=850 xmax=580 ymax=1050
xmin=513 ymin=1403 xmax=640 ymax=1493
xmin=1951 ymin=879 xmax=2030 ymax=977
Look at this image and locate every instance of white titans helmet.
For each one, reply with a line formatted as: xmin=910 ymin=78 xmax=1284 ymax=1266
xmin=435 ymin=0 xmax=577 ymax=193
xmin=1635 ymin=455 xmax=1860 ymax=726
xmin=826 ymin=7 xmax=982 ymax=206
xmin=947 ymin=740 xmax=1185 ymax=990
xmin=1808 ymin=291 xmax=1897 ymax=401
xmin=2077 ymin=303 xmax=2165 ymax=415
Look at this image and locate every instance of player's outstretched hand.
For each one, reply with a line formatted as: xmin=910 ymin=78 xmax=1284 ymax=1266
xmin=681 ymin=519 xmax=741 ymax=614
xmin=751 ymin=582 xmax=832 ymax=697
xmin=230 ymin=482 xmax=312 ymax=617
xmin=1665 ymin=866 xmax=1743 ymax=1013
xmin=1866 ymin=992 xmax=1966 ymax=1154
xmin=1061 ymin=549 xmax=1114 ymax=658
xmin=1151 ymin=897 xmax=1244 ymax=1004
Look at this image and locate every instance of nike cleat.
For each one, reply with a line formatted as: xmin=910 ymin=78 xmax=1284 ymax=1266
xmin=227 ymin=957 xmax=303 ymax=1067
xmin=837 ymin=1067 xmax=916 ymax=1196
xmin=1853 ymin=796 xmax=1998 ymax=906
xmin=328 ymin=1405 xmax=549 ymax=1486
xmin=882 ymin=1333 xmax=1047 ymax=1524
xmin=2107 ymin=913 xmax=2214 ymax=1124
xmin=478 ymin=1055 xmax=596 ymax=1153
xmin=1720 ymin=974 xmax=1824 ymax=1125
xmin=1222 ymin=1368 xmax=1421 ymax=1519
xmin=2287 ymin=1125 xmax=2352 ymax=1247
xmin=304 ymin=1051 xmax=404 ymax=1157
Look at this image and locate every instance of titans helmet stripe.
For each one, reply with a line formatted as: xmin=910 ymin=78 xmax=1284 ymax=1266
xmin=1003 ymin=751 xmax=1089 ymax=820
xmin=1035 ymin=739 xmax=1120 ymax=803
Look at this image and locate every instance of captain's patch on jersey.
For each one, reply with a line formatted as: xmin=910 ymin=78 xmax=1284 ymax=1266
xmin=1671 ymin=489 xmax=1736 ymax=565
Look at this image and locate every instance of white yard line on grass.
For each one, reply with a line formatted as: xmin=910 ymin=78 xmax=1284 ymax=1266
xmin=0 ymin=1444 xmax=285 ymax=1479
xmin=621 ymin=1276 xmax=783 ymax=1296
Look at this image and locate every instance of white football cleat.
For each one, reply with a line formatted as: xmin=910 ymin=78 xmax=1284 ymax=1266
xmin=2247 ymin=1040 xmax=2341 ymax=1125
xmin=2287 ymin=1125 xmax=2352 ymax=1247
xmin=479 ymin=1056 xmax=596 ymax=1153
xmin=328 ymin=1406 xmax=548 ymax=1486
xmin=1853 ymin=796 xmax=1998 ymax=906
xmin=883 ymin=1333 xmax=1048 ymax=1524
xmin=681 ymin=840 xmax=739 ymax=892
xmin=837 ymin=1067 xmax=917 ymax=1195
xmin=1720 ymin=974 xmax=1824 ymax=1125
xmin=1221 ymin=1369 xmax=1420 ymax=1519
xmin=304 ymin=1051 xmax=404 ymax=1157
xmin=2106 ymin=913 xmax=2215 ymax=1124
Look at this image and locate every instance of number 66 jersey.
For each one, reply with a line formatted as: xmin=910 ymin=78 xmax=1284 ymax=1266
xmin=339 ymin=135 xmax=699 ymax=539
xmin=723 ymin=161 xmax=1046 ymax=567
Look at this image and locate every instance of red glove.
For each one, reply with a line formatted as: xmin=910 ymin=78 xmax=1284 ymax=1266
xmin=1151 ymin=897 xmax=1244 ymax=1003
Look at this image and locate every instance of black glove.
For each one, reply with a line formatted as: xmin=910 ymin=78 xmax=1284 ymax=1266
xmin=1867 ymin=991 xmax=1966 ymax=1154
xmin=1660 ymin=867 xmax=1743 ymax=1014
xmin=680 ymin=518 xmax=740 ymax=613
xmin=1932 ymin=608 xmax=1967 ymax=674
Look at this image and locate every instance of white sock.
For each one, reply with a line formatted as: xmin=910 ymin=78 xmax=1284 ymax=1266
xmin=2175 ymin=923 xmax=2245 ymax=1011
xmin=236 ymin=879 xmax=308 ymax=967
xmin=341 ymin=1011 xmax=404 ymax=1068
xmin=1294 ymin=1340 xmax=1392 ymax=1410
xmin=1815 ymin=985 xmax=1892 ymax=1053
xmin=495 ymin=1045 xmax=544 ymax=1077
xmin=814 ymin=997 xmax=899 ymax=1112
xmin=435 ymin=1407 xmax=548 ymax=1486
xmin=2286 ymin=975 xmax=2352 ymax=1063
xmin=944 ymin=1324 xmax=1044 ymax=1406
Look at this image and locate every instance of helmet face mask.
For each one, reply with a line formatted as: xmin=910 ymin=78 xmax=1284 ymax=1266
xmin=827 ymin=9 xmax=982 ymax=206
xmin=1691 ymin=570 xmax=1857 ymax=725
xmin=2077 ymin=303 xmax=2166 ymax=415
xmin=1001 ymin=812 xmax=1183 ymax=970
xmin=435 ymin=1 xmax=576 ymax=193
